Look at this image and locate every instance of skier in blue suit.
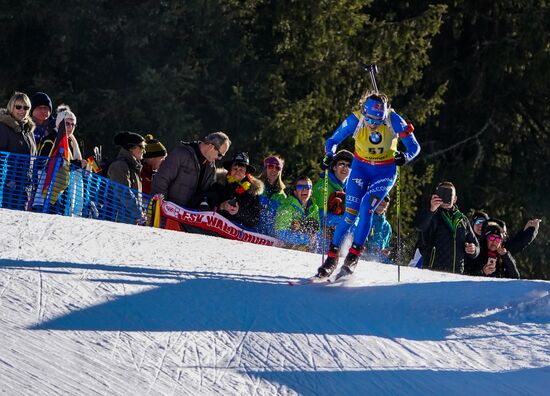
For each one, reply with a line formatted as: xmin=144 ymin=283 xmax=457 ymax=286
xmin=317 ymin=91 xmax=420 ymax=277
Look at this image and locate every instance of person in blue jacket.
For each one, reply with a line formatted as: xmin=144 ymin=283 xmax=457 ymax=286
xmin=317 ymin=91 xmax=420 ymax=277
xmin=364 ymin=194 xmax=392 ymax=263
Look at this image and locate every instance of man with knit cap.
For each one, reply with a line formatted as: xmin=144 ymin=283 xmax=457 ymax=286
xmin=152 ymin=131 xmax=231 ymax=209
xmin=30 ymin=92 xmax=54 ymax=146
xmin=141 ymin=134 xmax=167 ymax=195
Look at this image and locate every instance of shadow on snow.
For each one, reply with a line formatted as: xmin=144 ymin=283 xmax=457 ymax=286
xmin=1 ymin=259 xmax=547 ymax=340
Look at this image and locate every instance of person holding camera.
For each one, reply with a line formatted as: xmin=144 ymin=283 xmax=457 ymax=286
xmin=208 ymin=152 xmax=263 ymax=230
xmin=317 ymin=91 xmax=420 ymax=277
xmin=465 ymin=220 xmax=520 ymax=279
xmin=414 ymin=181 xmax=479 ymax=274
xmin=275 ymin=176 xmax=320 ymax=252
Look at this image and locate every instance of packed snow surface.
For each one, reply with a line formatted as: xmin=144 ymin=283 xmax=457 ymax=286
xmin=0 ymin=209 xmax=548 ymax=395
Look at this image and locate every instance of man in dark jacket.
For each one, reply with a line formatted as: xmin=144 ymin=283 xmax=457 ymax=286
xmin=415 ymin=181 xmax=479 ymax=274
xmin=151 ymin=131 xmax=231 ymax=208
xmin=466 ymin=220 xmax=520 ymax=279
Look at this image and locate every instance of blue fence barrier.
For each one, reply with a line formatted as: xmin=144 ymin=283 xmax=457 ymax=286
xmin=0 ymin=150 xmax=152 ymax=225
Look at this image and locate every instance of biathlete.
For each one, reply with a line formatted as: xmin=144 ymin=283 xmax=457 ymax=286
xmin=318 ymin=91 xmax=421 ymax=277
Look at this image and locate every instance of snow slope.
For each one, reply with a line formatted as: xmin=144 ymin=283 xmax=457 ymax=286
xmin=0 ymin=208 xmax=549 ymax=395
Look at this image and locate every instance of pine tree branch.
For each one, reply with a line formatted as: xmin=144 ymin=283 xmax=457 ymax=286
xmin=417 ymin=118 xmax=495 ymax=162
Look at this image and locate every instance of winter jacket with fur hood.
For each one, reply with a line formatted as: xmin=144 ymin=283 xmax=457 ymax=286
xmin=0 ymin=108 xmax=37 ymax=155
xmin=208 ymin=168 xmax=264 ymax=229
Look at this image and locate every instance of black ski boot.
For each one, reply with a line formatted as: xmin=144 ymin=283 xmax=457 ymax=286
xmin=317 ymin=245 xmax=339 ymax=278
xmin=339 ymin=243 xmax=363 ymax=276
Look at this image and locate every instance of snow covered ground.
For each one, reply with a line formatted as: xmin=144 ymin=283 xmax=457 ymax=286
xmin=0 ymin=208 xmax=549 ymax=395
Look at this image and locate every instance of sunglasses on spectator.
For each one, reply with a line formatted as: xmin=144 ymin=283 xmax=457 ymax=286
xmin=336 ymin=162 xmax=350 ymax=169
xmin=65 ymin=121 xmax=76 ymax=127
xmin=211 ymin=144 xmax=224 ymax=159
xmin=474 ymin=218 xmax=486 ymax=225
xmin=266 ymin=164 xmax=281 ymax=171
xmin=15 ymin=105 xmax=30 ymax=111
xmin=295 ymin=184 xmax=312 ymax=191
xmin=487 ymin=234 xmax=502 ymax=243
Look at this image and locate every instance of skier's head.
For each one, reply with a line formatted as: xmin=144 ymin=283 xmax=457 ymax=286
xmin=361 ymin=93 xmax=388 ymax=128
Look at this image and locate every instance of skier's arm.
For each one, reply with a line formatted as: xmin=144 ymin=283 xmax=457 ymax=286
xmin=390 ymin=111 xmax=421 ymax=163
xmin=325 ymin=113 xmax=360 ymax=154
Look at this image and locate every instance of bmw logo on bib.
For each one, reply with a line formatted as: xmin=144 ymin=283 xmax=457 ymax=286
xmin=369 ymin=131 xmax=382 ymax=144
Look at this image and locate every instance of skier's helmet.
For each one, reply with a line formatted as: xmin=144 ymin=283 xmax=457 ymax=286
xmin=362 ymin=97 xmax=387 ymax=125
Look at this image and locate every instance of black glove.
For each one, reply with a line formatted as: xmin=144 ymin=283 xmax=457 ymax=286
xmin=394 ymin=151 xmax=406 ymax=166
xmin=320 ymin=153 xmax=333 ymax=170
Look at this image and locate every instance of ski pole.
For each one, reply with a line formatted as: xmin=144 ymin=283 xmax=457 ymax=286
xmin=360 ymin=63 xmax=379 ymax=93
xmin=396 ymin=165 xmax=401 ymax=282
xmin=321 ymin=169 xmax=329 ymax=265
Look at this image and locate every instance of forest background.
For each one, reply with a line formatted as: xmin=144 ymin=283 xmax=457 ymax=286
xmin=1 ymin=0 xmax=548 ymax=279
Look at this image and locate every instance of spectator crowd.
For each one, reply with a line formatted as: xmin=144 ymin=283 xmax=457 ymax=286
xmin=0 ymin=90 xmax=541 ymax=279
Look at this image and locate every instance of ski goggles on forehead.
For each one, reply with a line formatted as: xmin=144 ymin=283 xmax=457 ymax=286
xmin=474 ymin=218 xmax=486 ymax=225
xmin=487 ymin=234 xmax=502 ymax=242
xmin=295 ymin=184 xmax=312 ymax=191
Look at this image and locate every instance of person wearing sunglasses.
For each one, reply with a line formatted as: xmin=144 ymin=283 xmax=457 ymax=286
xmin=317 ymin=91 xmax=420 ymax=278
xmin=152 ymin=131 xmax=231 ymax=213
xmin=0 ymin=91 xmax=37 ymax=156
xmin=33 ymin=105 xmax=87 ymax=215
xmin=470 ymin=210 xmax=540 ymax=259
xmin=257 ymin=155 xmax=287 ymax=236
xmin=466 ymin=221 xmax=520 ymax=279
xmin=0 ymin=92 xmax=37 ymax=210
xmin=275 ymin=176 xmax=321 ymax=252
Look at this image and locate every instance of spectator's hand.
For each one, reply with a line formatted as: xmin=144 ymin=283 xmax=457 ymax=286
xmin=496 ymin=246 xmax=507 ymax=256
xmin=221 ymin=200 xmax=239 ymax=215
xmin=482 ymin=260 xmax=497 ymax=275
xmin=430 ymin=194 xmax=443 ymax=212
xmin=320 ymin=153 xmax=333 ymax=170
xmin=524 ymin=218 xmax=541 ymax=231
xmin=465 ymin=242 xmax=476 ymax=255
xmin=394 ymin=151 xmax=406 ymax=166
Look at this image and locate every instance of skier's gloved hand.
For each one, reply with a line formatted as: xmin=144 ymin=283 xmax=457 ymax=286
xmin=394 ymin=151 xmax=406 ymax=166
xmin=320 ymin=153 xmax=333 ymax=170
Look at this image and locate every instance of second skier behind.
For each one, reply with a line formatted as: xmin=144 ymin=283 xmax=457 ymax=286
xmin=317 ymin=91 xmax=420 ymax=278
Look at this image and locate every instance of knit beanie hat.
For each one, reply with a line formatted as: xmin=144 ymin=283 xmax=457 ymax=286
xmin=143 ymin=134 xmax=167 ymax=159
xmin=30 ymin=92 xmax=53 ymax=114
xmin=113 ymin=131 xmax=145 ymax=150
xmin=55 ymin=105 xmax=77 ymax=129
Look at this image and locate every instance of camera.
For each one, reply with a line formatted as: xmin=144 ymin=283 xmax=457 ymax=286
xmin=436 ymin=186 xmax=453 ymax=205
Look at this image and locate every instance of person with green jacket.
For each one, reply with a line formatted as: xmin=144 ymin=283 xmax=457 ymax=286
xmin=312 ymin=150 xmax=353 ymax=229
xmin=257 ymin=155 xmax=287 ymax=236
xmin=275 ymin=176 xmax=320 ymax=252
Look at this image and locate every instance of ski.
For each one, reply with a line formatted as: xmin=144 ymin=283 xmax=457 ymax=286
xmin=288 ymin=276 xmax=330 ymax=286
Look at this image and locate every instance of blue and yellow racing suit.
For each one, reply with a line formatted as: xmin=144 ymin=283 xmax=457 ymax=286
xmin=325 ymin=109 xmax=420 ymax=247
